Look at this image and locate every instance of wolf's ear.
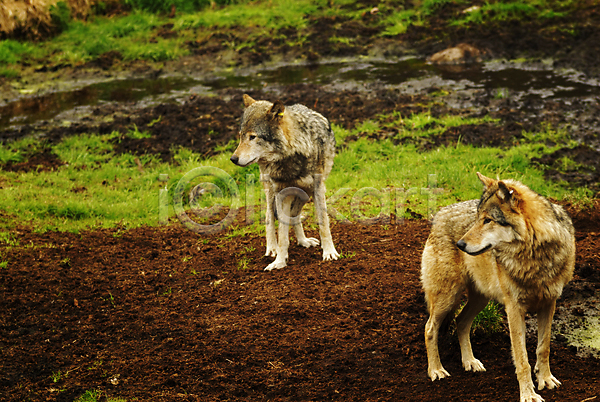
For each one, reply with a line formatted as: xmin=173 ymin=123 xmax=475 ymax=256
xmin=476 ymin=172 xmax=496 ymax=189
xmin=243 ymin=94 xmax=256 ymax=107
xmin=497 ymin=181 xmax=515 ymax=204
xmin=268 ymin=100 xmax=285 ymax=122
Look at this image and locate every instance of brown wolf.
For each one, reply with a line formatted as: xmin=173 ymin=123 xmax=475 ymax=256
xmin=231 ymin=94 xmax=340 ymax=271
xmin=421 ymin=172 xmax=575 ymax=402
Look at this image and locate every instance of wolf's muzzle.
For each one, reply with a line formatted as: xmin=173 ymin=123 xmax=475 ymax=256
xmin=230 ymin=155 xmax=240 ymax=165
xmin=456 ymin=239 xmax=491 ymax=256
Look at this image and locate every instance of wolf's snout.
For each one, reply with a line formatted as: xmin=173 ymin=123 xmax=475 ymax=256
xmin=230 ymin=155 xmax=240 ymax=165
xmin=456 ymin=239 xmax=467 ymax=251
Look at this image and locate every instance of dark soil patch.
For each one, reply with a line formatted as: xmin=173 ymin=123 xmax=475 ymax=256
xmin=400 ymin=0 xmax=600 ymax=76
xmin=2 ymin=148 xmax=64 ymax=173
xmin=533 ymin=145 xmax=600 ymax=191
xmin=1 ymin=204 xmax=600 ymax=401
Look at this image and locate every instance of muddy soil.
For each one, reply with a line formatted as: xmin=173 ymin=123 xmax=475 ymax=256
xmin=1 ymin=211 xmax=599 ymax=402
xmin=2 ymin=2 xmax=600 ymax=401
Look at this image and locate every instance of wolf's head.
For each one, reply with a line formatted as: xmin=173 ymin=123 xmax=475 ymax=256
xmin=230 ymin=94 xmax=287 ymax=167
xmin=457 ymin=172 xmax=529 ymax=256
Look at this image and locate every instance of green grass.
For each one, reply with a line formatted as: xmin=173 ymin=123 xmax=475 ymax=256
xmin=74 ymin=389 xmax=127 ymax=402
xmin=174 ymin=0 xmax=321 ymax=31
xmin=456 ymin=300 xmax=505 ymax=336
xmin=451 ymin=0 xmax=571 ymax=27
xmin=124 ymin=0 xmax=236 ymax=14
xmin=382 ymin=0 xmax=574 ymax=36
xmin=0 ymin=108 xmax=591 ymax=234
xmin=382 ymin=9 xmax=422 ymax=36
xmin=0 ymin=0 xmax=583 ymax=70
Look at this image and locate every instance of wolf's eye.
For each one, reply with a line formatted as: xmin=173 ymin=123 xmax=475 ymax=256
xmin=483 ymin=218 xmax=492 ymax=225
xmin=249 ymin=135 xmax=257 ymax=140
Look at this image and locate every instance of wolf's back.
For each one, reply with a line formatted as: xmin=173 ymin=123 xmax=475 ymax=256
xmin=287 ymin=104 xmax=336 ymax=145
xmin=429 ymin=199 xmax=479 ymax=244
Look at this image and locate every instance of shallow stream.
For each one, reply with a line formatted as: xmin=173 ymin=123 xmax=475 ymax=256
xmin=2 ymin=57 xmax=599 ymax=132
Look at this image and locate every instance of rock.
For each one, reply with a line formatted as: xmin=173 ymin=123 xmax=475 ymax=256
xmin=428 ymin=43 xmax=483 ymax=65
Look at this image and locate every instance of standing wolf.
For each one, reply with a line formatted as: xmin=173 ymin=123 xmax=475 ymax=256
xmin=421 ymin=172 xmax=575 ymax=402
xmin=230 ymin=94 xmax=340 ymax=271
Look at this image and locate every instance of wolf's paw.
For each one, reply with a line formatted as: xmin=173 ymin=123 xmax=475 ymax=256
xmin=537 ymin=374 xmax=560 ymax=390
xmin=298 ymin=237 xmax=320 ymax=248
xmin=428 ymin=368 xmax=450 ymax=381
xmin=264 ymin=259 xmax=287 ymax=271
xmin=520 ymin=390 xmax=545 ymax=402
xmin=322 ymin=248 xmax=340 ymax=261
xmin=463 ymin=358 xmax=486 ymax=372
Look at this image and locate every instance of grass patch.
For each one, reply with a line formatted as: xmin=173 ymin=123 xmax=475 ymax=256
xmin=451 ymin=0 xmax=571 ymax=27
xmin=74 ymin=389 xmax=127 ymax=402
xmin=382 ymin=9 xmax=422 ymax=36
xmin=0 ymin=0 xmax=582 ymax=69
xmin=0 ymin=107 xmax=591 ymax=235
xmin=381 ymin=0 xmax=574 ymax=36
xmin=175 ymin=0 xmax=320 ymax=31
xmin=0 ymin=136 xmax=44 ymax=164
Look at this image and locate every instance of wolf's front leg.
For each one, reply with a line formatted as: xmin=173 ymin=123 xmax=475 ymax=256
xmin=535 ymin=300 xmax=561 ymax=391
xmin=313 ymin=175 xmax=339 ymax=261
xmin=505 ymin=302 xmax=545 ymax=402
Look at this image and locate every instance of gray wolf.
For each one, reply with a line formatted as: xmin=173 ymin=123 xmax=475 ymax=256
xmin=230 ymin=94 xmax=340 ymax=271
xmin=421 ymin=172 xmax=575 ymax=402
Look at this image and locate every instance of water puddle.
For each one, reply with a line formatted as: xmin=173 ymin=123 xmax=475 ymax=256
xmin=0 ymin=76 xmax=199 ymax=129
xmin=553 ymin=297 xmax=600 ymax=358
xmin=566 ymin=316 xmax=600 ymax=351
xmin=1 ymin=57 xmax=599 ymax=131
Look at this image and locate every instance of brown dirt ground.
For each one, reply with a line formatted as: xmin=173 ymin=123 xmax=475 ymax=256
xmin=1 ymin=209 xmax=600 ymax=402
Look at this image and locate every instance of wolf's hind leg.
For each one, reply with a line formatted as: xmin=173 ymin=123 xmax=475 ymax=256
xmin=424 ymin=289 xmax=463 ymax=381
xmin=264 ymin=185 xmax=277 ymax=257
xmin=535 ymin=299 xmax=560 ymax=391
xmin=290 ymin=196 xmax=319 ymax=248
xmin=425 ymin=308 xmax=451 ymax=381
xmin=456 ymin=287 xmax=489 ymax=373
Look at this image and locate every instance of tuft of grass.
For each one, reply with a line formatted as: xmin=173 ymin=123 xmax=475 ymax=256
xmin=51 ymin=370 xmax=68 ymax=383
xmin=471 ymin=301 xmax=505 ymax=335
xmin=74 ymin=390 xmax=101 ymax=402
xmin=126 ymin=124 xmax=153 ymax=139
xmin=381 ymin=9 xmax=421 ymax=36
xmin=237 ymin=256 xmax=251 ymax=270
xmin=74 ymin=389 xmax=127 ymax=402
xmin=451 ymin=1 xmax=570 ymax=27
xmin=0 ymin=136 xmax=44 ymax=165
